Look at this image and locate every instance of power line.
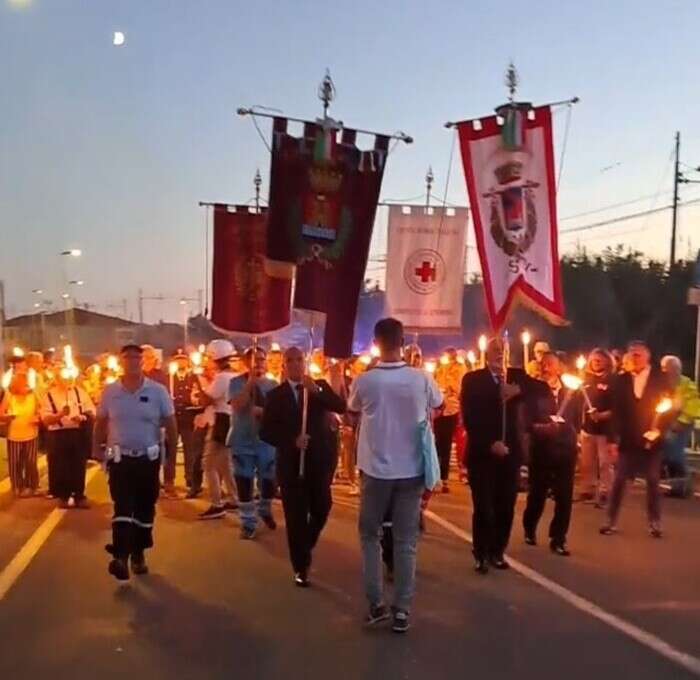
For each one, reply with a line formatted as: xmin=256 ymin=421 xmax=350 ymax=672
xmin=560 ymin=197 xmax=700 ymax=235
xmin=560 ymin=191 xmax=672 ymax=221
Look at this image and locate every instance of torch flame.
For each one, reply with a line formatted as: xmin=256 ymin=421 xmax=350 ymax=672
xmin=576 ymin=355 xmax=586 ymax=371
xmin=466 ymin=350 xmax=477 ymax=366
xmin=1 ymin=369 xmax=12 ymax=390
xmin=106 ymin=355 xmax=119 ymax=372
xmin=168 ymin=361 xmax=178 ymax=376
xmin=561 ymin=373 xmax=583 ymax=390
xmin=424 ymin=360 xmax=437 ymax=374
xmin=12 ymin=347 xmax=24 ymax=358
xmin=370 ymin=344 xmax=380 ymax=358
xmin=655 ymin=398 xmax=673 ymax=415
xmin=521 ymin=330 xmax=531 ymax=346
xmin=309 ymin=362 xmax=322 ymax=376
xmin=190 ymin=351 xmax=202 ymax=367
xmin=359 ymin=355 xmax=371 ymax=366
xmin=478 ymin=335 xmax=487 ymax=352
xmin=439 ymin=354 xmax=450 ymax=366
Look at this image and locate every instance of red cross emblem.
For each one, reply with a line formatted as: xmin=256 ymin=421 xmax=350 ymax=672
xmin=414 ymin=261 xmax=436 ymax=283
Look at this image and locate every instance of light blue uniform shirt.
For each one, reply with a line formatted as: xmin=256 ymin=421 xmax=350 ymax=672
xmin=97 ymin=378 xmax=175 ymax=450
xmin=228 ymin=374 xmax=277 ymax=454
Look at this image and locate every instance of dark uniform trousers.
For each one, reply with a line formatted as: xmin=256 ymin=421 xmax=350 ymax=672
xmin=468 ymin=455 xmax=520 ymax=561
xmin=523 ymin=447 xmax=576 ymax=545
xmin=277 ymin=450 xmax=337 ymax=574
xmin=108 ymin=457 xmax=161 ymax=558
xmin=434 ymin=413 xmax=459 ymax=481
xmin=46 ymin=429 xmax=87 ymax=501
xmin=175 ymin=412 xmax=204 ymax=492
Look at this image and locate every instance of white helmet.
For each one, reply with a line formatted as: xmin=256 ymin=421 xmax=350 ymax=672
xmin=207 ymin=339 xmax=235 ymax=362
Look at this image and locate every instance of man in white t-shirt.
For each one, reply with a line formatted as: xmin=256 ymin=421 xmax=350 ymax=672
xmin=348 ymin=318 xmax=443 ymax=634
xmin=195 ymin=340 xmax=238 ymax=520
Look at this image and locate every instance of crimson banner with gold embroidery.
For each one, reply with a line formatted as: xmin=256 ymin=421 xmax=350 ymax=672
xmin=457 ymin=105 xmax=566 ymax=331
xmin=266 ymin=117 xmax=389 ymax=358
xmin=211 ymin=204 xmax=291 ymax=335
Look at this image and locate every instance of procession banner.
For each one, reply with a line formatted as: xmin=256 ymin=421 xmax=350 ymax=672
xmin=211 ymin=204 xmax=292 ymax=335
xmin=385 ymin=205 xmax=468 ymax=334
xmin=266 ymin=117 xmax=389 ymax=358
xmin=457 ymin=105 xmax=566 ymax=331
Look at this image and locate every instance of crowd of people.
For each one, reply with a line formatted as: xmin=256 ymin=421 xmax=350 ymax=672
xmin=0 ymin=322 xmax=698 ymax=634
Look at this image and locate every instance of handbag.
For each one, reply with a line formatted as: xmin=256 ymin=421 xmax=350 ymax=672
xmin=418 ymin=375 xmax=441 ymax=491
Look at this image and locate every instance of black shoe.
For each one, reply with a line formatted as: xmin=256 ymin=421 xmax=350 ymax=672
xmin=108 ymin=558 xmax=130 ymax=581
xmin=524 ymin=532 xmax=537 ymax=546
xmin=490 ymin=556 xmax=510 ymax=570
xmin=364 ymin=604 xmax=390 ymax=626
xmin=223 ymin=500 xmax=239 ymax=512
xmin=550 ymin=542 xmax=571 ymax=557
xmin=474 ymin=559 xmax=489 ymax=575
xmin=185 ymin=488 xmax=202 ymax=499
xmin=392 ymin=609 xmax=410 ymax=634
xmin=261 ymin=514 xmax=277 ymax=530
xmin=199 ymin=505 xmax=226 ymax=520
xmin=649 ymin=523 xmax=663 ymax=539
xmin=599 ymin=524 xmax=617 ymax=536
xmin=240 ymin=526 xmax=256 ymax=540
xmin=294 ymin=571 xmax=310 ymax=588
xmin=131 ymin=553 xmax=149 ymax=575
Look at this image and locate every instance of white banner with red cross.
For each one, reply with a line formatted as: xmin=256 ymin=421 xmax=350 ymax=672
xmin=385 ymin=204 xmax=468 ymax=334
xmin=456 ymin=105 xmax=566 ymax=331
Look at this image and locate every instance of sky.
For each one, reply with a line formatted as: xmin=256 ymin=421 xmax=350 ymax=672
xmin=1 ymin=0 xmax=699 ymax=322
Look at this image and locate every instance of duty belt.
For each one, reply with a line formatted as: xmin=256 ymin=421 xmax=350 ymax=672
xmin=106 ymin=444 xmax=160 ymax=463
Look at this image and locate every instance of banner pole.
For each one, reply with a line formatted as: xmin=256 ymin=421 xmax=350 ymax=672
xmin=444 ymin=96 xmax=580 ymax=129
xmin=237 ymin=107 xmax=413 ymax=144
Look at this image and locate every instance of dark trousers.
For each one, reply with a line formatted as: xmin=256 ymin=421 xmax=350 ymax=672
xmin=608 ymin=448 xmax=662 ymax=525
xmin=434 ymin=414 xmax=458 ymax=481
xmin=176 ymin=414 xmax=204 ymax=491
xmin=47 ymin=429 xmax=87 ymax=501
xmin=523 ymin=450 xmax=575 ymax=546
xmin=278 ymin=452 xmax=336 ymax=574
xmin=468 ymin=457 xmax=519 ymax=561
xmin=108 ymin=457 xmax=160 ymax=559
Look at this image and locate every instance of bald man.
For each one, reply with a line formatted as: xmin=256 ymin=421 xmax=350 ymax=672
xmin=259 ymin=347 xmax=346 ymax=587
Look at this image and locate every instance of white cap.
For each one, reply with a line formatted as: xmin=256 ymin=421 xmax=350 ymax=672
xmin=207 ymin=339 xmax=235 ymax=362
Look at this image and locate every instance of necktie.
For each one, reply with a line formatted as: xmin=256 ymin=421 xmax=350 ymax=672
xmin=296 ymin=384 xmax=304 ymax=407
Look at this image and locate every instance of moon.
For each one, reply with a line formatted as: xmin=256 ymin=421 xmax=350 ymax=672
xmin=113 ymin=31 xmax=126 ymax=46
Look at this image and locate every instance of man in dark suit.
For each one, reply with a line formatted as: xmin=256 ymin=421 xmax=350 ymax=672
xmin=523 ymin=352 xmax=582 ymax=556
xmin=601 ymin=341 xmax=670 ymax=538
xmin=461 ymin=337 xmax=542 ymax=574
xmin=259 ymin=346 xmax=346 ymax=587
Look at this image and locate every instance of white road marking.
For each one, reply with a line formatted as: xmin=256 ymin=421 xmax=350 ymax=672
xmin=334 ymin=495 xmax=700 ymax=677
xmin=424 ymin=509 xmax=700 ymax=677
xmin=0 ymin=466 xmax=100 ymax=601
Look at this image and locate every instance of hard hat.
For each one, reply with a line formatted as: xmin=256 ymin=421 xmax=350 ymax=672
xmin=207 ymin=339 xmax=235 ymax=362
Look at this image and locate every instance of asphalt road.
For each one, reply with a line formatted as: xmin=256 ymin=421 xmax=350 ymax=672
xmin=0 ymin=462 xmax=698 ymax=680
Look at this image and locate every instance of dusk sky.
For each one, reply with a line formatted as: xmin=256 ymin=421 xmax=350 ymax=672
xmin=1 ymin=0 xmax=699 ymax=321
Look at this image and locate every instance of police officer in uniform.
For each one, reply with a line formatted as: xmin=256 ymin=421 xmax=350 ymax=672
xmin=92 ymin=344 xmax=177 ymax=581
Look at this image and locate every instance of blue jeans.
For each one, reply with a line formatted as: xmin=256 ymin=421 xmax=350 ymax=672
xmin=663 ymin=425 xmax=692 ymax=497
xmin=232 ymin=444 xmax=276 ymax=530
xmin=359 ymin=474 xmax=423 ymax=613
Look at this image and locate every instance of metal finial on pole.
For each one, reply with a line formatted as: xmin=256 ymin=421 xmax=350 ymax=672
xmin=425 ymin=166 xmax=434 ymax=208
xmin=505 ymin=61 xmax=519 ymax=103
xmin=254 ymin=168 xmax=262 ymax=212
xmin=318 ymin=69 xmax=336 ymax=121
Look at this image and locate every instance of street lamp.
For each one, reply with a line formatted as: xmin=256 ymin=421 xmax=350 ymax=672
xmin=179 ymin=299 xmax=189 ymax=348
xmin=69 ymin=280 xmax=85 ymax=286
xmin=61 ymin=249 xmax=82 ymax=258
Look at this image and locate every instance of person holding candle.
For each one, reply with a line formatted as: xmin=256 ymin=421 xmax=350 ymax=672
xmin=41 ymin=363 xmax=95 ymax=508
xmin=578 ymin=349 xmax=616 ymax=506
xmin=526 ymin=341 xmax=550 ymax=379
xmin=228 ymin=346 xmax=279 ymax=540
xmin=461 ymin=337 xmax=540 ymax=574
xmin=522 ymin=352 xmax=582 ymax=556
xmin=170 ymin=351 xmax=205 ymax=499
xmin=434 ymin=347 xmax=466 ymax=493
xmin=601 ymin=341 xmax=671 ymax=538
xmin=259 ymin=347 xmax=346 ymax=588
xmin=659 ymin=355 xmax=700 ymax=498
xmin=0 ymin=365 xmax=41 ymax=497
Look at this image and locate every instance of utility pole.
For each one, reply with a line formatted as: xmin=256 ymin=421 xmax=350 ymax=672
xmin=671 ymin=131 xmax=681 ymax=267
